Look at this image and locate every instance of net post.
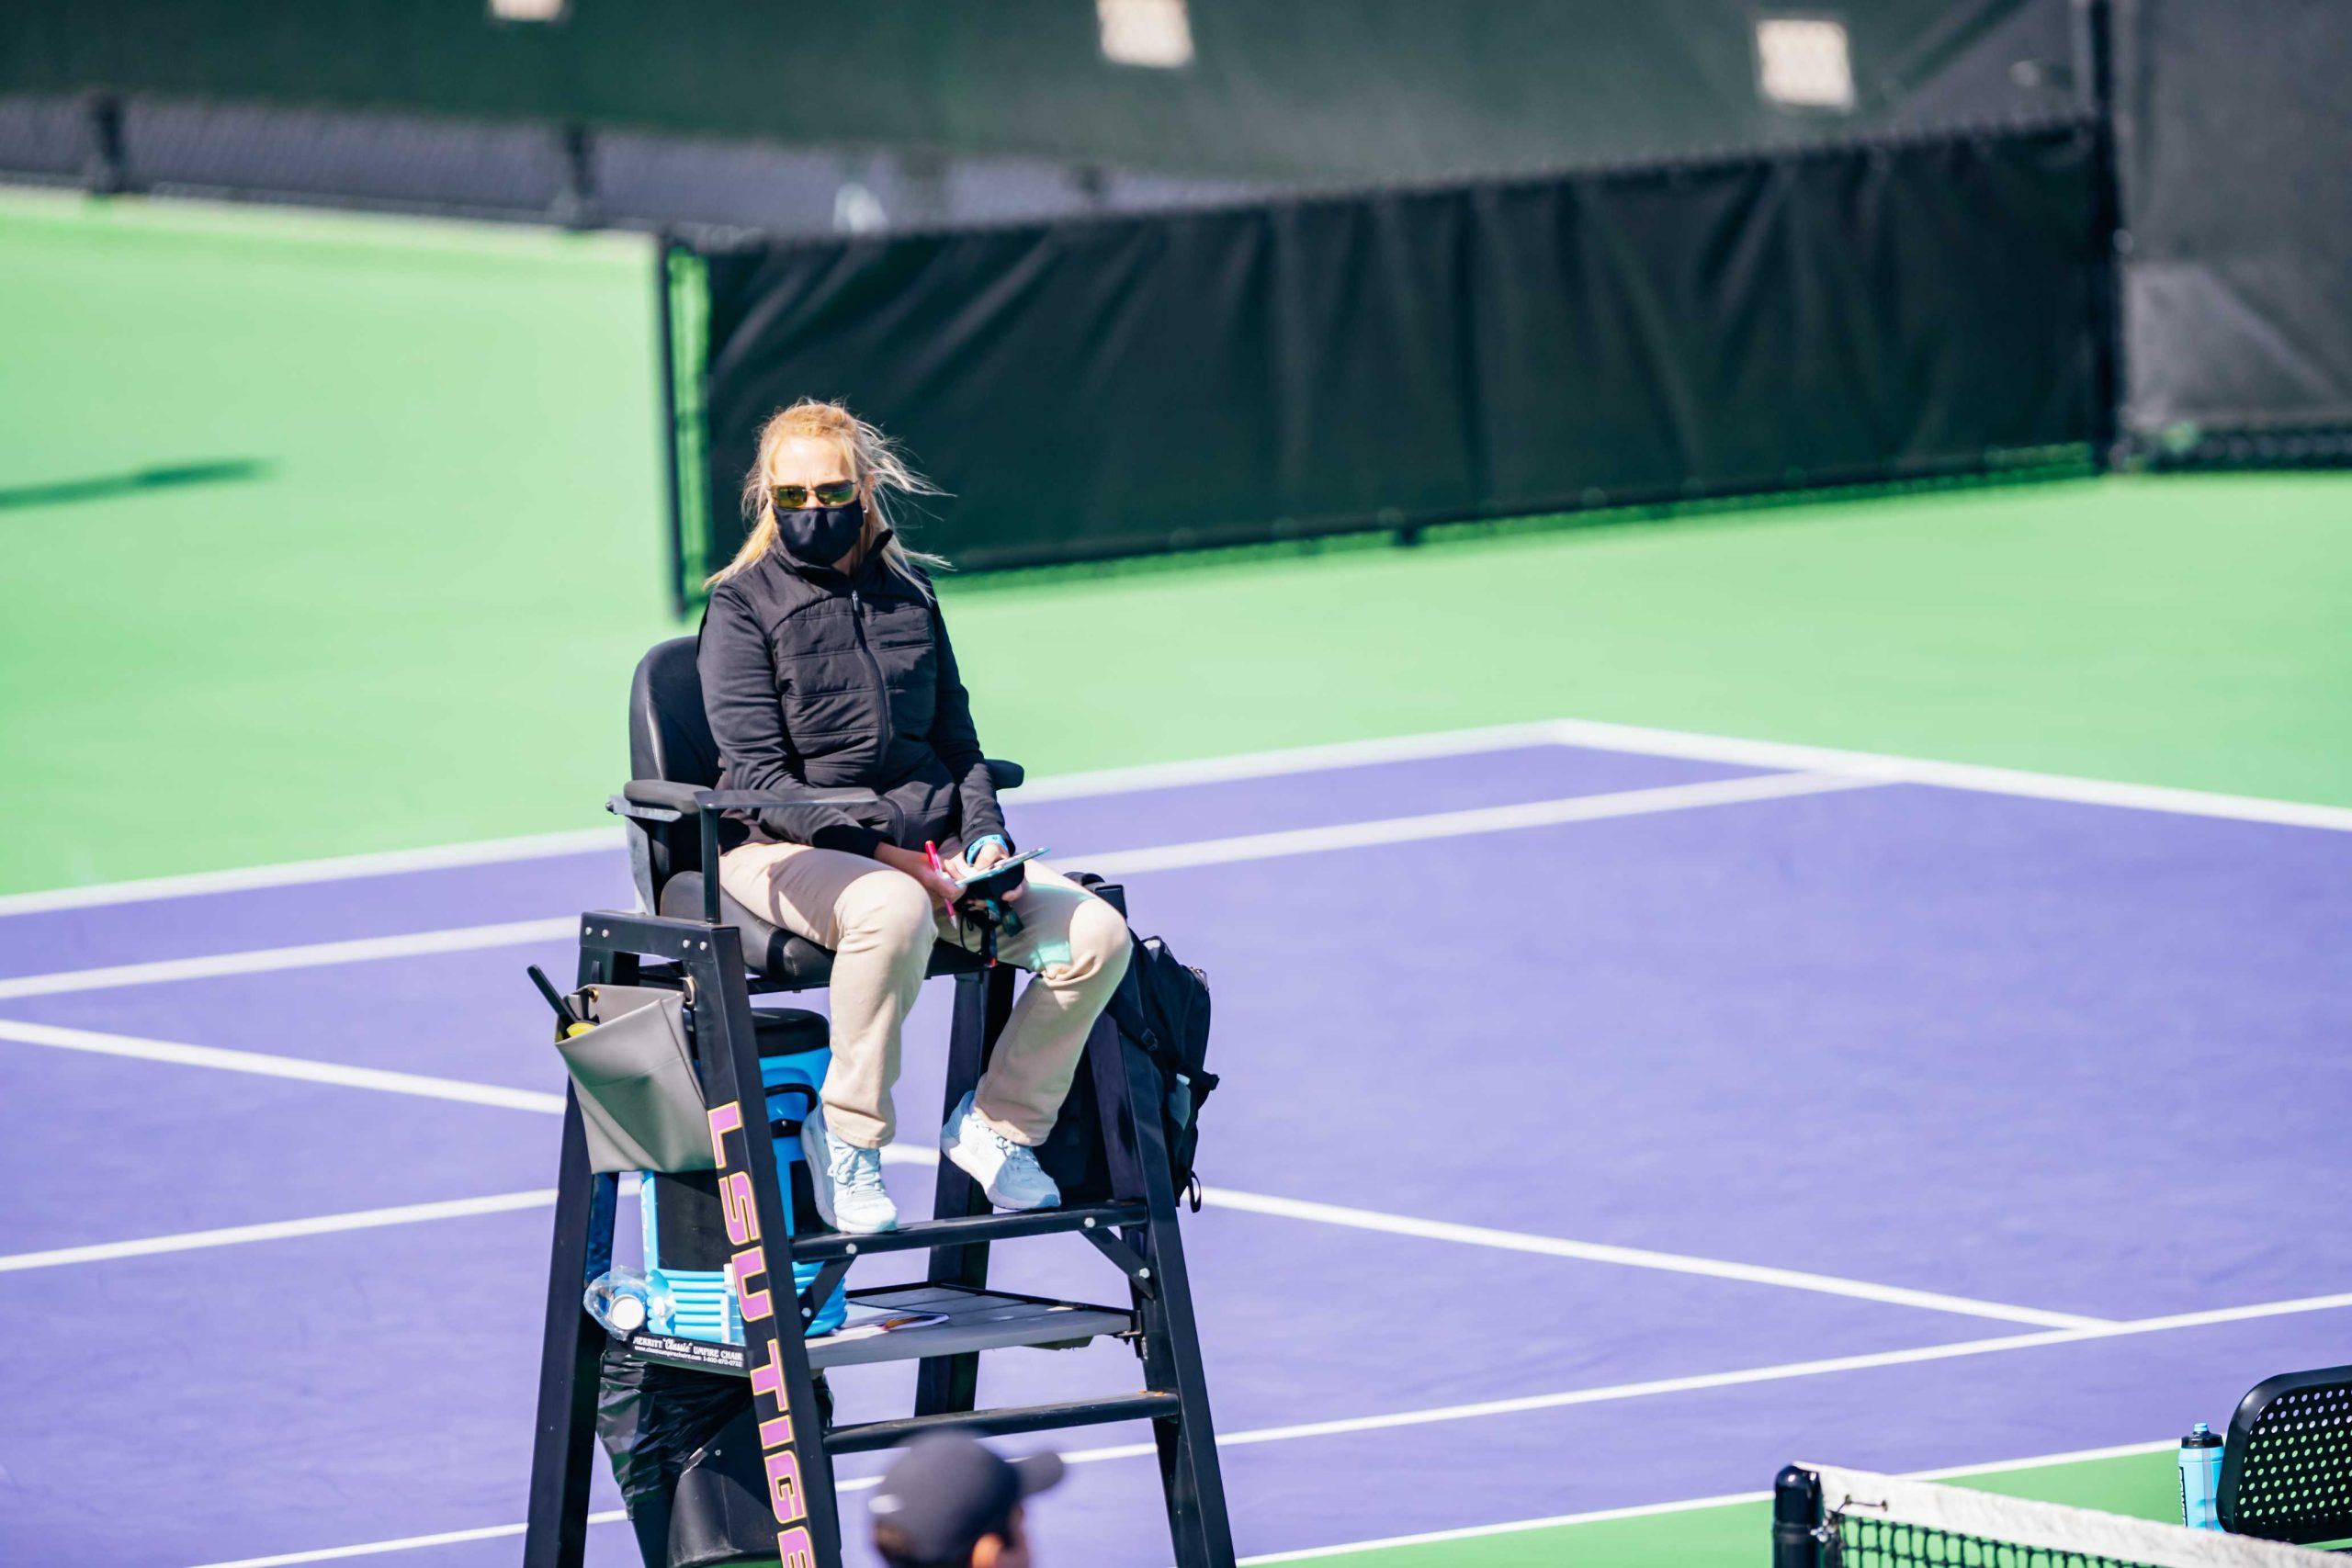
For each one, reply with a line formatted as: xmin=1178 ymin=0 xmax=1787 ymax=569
xmin=1773 ymin=1465 xmax=1825 ymax=1568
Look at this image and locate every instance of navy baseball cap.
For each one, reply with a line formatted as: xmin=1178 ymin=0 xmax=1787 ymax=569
xmin=868 ymin=1433 xmax=1064 ymax=1561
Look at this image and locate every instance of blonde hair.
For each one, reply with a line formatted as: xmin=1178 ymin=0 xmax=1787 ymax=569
xmin=706 ymin=399 xmax=949 ymax=592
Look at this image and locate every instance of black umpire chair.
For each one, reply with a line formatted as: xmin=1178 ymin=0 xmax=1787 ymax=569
xmin=524 ymin=637 xmax=1235 ymax=1567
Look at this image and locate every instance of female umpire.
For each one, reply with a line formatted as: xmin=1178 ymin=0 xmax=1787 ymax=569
xmin=697 ymin=399 xmax=1130 ymax=1235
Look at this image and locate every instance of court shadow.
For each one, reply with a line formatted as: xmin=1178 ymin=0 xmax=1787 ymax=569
xmin=0 ymin=458 xmax=274 ymax=513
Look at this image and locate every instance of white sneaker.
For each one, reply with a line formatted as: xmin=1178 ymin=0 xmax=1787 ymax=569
xmin=940 ymin=1091 xmax=1061 ymax=1213
xmin=799 ymin=1104 xmax=899 ymax=1235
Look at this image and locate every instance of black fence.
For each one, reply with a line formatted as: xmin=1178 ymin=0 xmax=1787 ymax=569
xmin=677 ymin=120 xmax=2105 ymax=586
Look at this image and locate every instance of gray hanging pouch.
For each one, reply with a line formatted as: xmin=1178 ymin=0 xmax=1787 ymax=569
xmin=554 ymin=983 xmax=714 ymax=1174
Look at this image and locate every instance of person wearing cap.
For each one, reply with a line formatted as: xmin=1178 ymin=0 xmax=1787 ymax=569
xmin=867 ymin=1432 xmax=1065 ymax=1568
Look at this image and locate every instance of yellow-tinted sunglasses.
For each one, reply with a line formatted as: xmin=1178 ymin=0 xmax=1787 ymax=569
xmin=770 ymin=480 xmax=859 ymax=511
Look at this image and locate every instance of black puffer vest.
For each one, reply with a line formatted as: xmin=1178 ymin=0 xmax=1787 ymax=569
xmin=696 ymin=536 xmax=1006 ymax=858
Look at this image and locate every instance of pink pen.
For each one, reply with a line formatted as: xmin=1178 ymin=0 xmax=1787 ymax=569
xmin=924 ymin=841 xmax=956 ymax=918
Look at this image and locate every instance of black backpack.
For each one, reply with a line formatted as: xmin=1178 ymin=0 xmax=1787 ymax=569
xmin=1106 ymin=934 xmax=1218 ymax=1210
xmin=1035 ymin=920 xmax=1219 ymax=1211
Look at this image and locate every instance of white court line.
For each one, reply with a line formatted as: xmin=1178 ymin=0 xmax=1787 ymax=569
xmin=1539 ymin=716 xmax=2352 ymax=833
xmin=0 ymin=917 xmax=580 ymax=1001
xmin=0 ymin=724 xmax=1566 ymax=919
xmin=893 ymin=1146 xmax=2094 ymax=1331
xmin=198 ymin=1443 xmax=2185 ymax=1568
xmin=1193 ymin=1186 xmax=2109 ymax=1329
xmin=1234 ymin=1438 xmax=2180 ymax=1564
xmin=1016 ymin=721 xmax=1571 ymax=800
xmin=0 ymin=773 xmax=1866 ymax=1001
xmin=0 ymin=1072 xmax=2081 ymax=1331
xmin=12 ymin=707 xmax=2349 ymax=920
xmin=1074 ymin=769 xmax=1877 ymax=876
xmin=186 ymin=1296 xmax=2352 ymax=1568
xmin=0 ymin=829 xmax=622 ymax=918
xmin=191 ymin=1514 xmax=620 ymax=1568
xmin=1005 ymin=1289 xmax=2352 ymax=1472
xmin=0 ymin=1190 xmax=559 ymax=1274
xmin=0 ymin=1018 xmax=568 ymax=1113
xmin=1238 ymin=1487 xmax=1778 ymax=1563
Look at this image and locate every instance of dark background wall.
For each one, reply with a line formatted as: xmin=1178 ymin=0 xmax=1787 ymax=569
xmin=4 ymin=0 xmax=2075 ymax=183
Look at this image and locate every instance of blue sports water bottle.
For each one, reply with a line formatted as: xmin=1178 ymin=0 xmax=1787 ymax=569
xmin=2178 ymin=1421 xmax=2223 ymax=1529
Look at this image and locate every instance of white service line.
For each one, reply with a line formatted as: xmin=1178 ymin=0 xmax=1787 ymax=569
xmin=1232 ymin=1438 xmax=2181 ymax=1565
xmin=1540 ymin=716 xmax=2352 ymax=833
xmin=0 ymin=1190 xmax=559 ymax=1274
xmin=0 ymin=829 xmax=622 ymax=919
xmin=0 ymin=917 xmax=579 ymax=1002
xmin=0 ymin=725 xmax=1574 ymax=920
xmin=1193 ymin=1186 xmax=2109 ymax=1329
xmin=1238 ymin=1488 xmax=1778 ymax=1564
xmin=888 ymin=1148 xmax=2091 ymax=1331
xmin=20 ymin=705 xmax=2350 ymax=922
xmin=0 ymin=1018 xmax=568 ymax=1113
xmin=183 ymin=1297 xmax=2351 ymax=1568
xmin=190 ymin=1514 xmax=618 ymax=1568
xmin=1074 ymin=770 xmax=1877 ymax=876
xmin=0 ymin=773 xmax=1866 ymax=1002
xmin=1005 ymin=1289 xmax=2352 ymax=1475
xmin=0 ymin=1094 xmax=2084 ymax=1332
xmin=1014 ymin=721 xmax=1573 ymax=801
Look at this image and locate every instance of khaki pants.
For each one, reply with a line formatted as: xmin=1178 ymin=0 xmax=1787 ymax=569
xmin=717 ymin=843 xmax=1131 ymax=1150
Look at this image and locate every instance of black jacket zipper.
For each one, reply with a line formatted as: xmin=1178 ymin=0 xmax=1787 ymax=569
xmin=846 ymin=584 xmax=895 ymax=782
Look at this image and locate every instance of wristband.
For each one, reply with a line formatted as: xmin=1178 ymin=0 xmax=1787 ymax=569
xmin=964 ymin=833 xmax=1012 ymax=863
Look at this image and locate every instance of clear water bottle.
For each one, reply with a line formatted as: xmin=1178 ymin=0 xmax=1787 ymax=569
xmin=584 ymin=1267 xmax=665 ymax=1337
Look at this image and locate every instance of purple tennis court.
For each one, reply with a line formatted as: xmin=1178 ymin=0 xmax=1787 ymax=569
xmin=3 ymin=734 xmax=2347 ymax=1566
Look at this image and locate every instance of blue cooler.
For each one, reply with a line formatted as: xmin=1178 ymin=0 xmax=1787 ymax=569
xmin=639 ymin=1008 xmax=847 ymax=1342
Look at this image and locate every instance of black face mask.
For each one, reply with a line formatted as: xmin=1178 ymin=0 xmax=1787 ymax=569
xmin=774 ymin=497 xmax=866 ymax=568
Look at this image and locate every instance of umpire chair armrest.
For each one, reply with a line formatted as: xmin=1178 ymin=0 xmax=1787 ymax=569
xmin=608 ymin=780 xmax=886 ymax=822
xmin=609 ymin=779 xmax=697 ymax=822
xmin=609 ymin=783 xmax=888 ymax=926
xmin=609 ymin=768 xmax=1019 ymax=924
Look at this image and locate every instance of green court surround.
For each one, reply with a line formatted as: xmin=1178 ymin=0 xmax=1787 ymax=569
xmin=6 ymin=191 xmax=2348 ymax=898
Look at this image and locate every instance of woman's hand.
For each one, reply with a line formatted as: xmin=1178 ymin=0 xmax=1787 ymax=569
xmin=954 ymin=838 xmax=1024 ymax=902
xmin=875 ymin=844 xmax=961 ymax=915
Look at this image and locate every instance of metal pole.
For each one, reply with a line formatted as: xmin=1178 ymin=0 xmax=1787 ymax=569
xmin=2074 ymin=0 xmax=2131 ymax=468
xmin=1773 ymin=1465 xmax=1824 ymax=1568
xmin=653 ymin=237 xmax=691 ymax=620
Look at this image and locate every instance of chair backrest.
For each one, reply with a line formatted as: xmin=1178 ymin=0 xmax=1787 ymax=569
xmin=627 ymin=636 xmax=731 ymax=902
xmin=630 ymin=636 xmax=721 ymax=789
xmin=2220 ymin=1363 xmax=2352 ymax=1543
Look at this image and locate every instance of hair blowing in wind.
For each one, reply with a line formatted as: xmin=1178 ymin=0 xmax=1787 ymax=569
xmin=708 ymin=398 xmax=950 ymax=592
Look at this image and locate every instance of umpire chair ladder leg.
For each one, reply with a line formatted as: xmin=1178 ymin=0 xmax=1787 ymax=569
xmin=914 ymin=963 xmax=1019 ymax=1418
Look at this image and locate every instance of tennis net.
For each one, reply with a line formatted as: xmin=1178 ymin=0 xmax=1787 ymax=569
xmin=1774 ymin=1464 xmax=2342 ymax=1568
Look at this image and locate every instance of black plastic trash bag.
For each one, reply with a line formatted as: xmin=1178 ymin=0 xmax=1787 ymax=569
xmin=596 ymin=1344 xmax=831 ymax=1567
